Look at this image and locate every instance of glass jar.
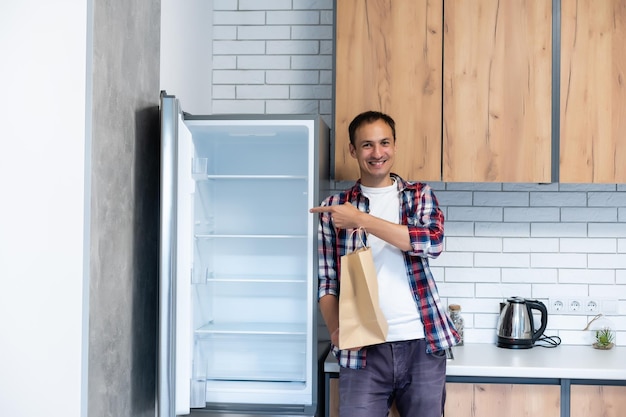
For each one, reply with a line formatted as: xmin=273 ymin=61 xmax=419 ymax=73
xmin=448 ymin=304 xmax=464 ymax=346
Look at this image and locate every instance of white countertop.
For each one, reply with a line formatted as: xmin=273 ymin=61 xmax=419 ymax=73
xmin=324 ymin=343 xmax=626 ymax=381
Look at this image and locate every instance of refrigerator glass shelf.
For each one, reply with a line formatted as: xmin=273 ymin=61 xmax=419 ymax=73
xmin=193 ymin=175 xmax=309 ymax=235
xmin=202 ymin=273 xmax=307 ymax=283
xmin=195 ymin=234 xmax=306 ymax=239
xmin=195 ymin=175 xmax=308 ymax=180
xmin=195 ymin=322 xmax=307 ymax=335
xmin=205 ymin=370 xmax=305 ymax=383
xmin=195 ymin=332 xmax=307 ymax=383
xmin=203 ymin=380 xmax=307 ymax=391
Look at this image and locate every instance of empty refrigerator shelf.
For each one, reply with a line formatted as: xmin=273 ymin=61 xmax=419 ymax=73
xmin=194 ymin=331 xmax=308 ymax=383
xmin=205 ymin=370 xmax=306 ymax=383
xmin=195 ymin=234 xmax=307 ymax=239
xmin=195 ymin=322 xmax=307 ymax=335
xmin=202 ymin=273 xmax=307 ymax=283
xmin=197 ymin=174 xmax=308 ymax=180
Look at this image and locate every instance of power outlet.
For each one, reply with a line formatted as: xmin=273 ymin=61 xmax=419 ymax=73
xmin=568 ymin=299 xmax=582 ymax=313
xmin=549 ymin=297 xmax=618 ymax=315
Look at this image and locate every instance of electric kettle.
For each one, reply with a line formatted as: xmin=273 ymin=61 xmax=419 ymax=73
xmin=497 ymin=297 xmax=548 ymax=349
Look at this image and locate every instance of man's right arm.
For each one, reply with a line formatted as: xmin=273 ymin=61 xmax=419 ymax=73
xmin=319 ymin=294 xmax=339 ymax=346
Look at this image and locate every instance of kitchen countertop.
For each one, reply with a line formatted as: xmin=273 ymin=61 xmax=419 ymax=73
xmin=324 ymin=343 xmax=626 ymax=381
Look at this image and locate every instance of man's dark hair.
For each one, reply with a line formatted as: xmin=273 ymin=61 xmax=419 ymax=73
xmin=348 ymin=111 xmax=396 ymax=146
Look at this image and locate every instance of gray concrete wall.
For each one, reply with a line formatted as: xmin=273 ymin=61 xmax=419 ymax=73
xmin=88 ymin=1 xmax=161 ymax=416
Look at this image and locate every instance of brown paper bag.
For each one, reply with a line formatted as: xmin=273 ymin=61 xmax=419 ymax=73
xmin=338 ymin=228 xmax=388 ymax=350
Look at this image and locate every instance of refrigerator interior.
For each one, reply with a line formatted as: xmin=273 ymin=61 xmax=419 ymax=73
xmin=174 ymin=117 xmax=321 ymax=413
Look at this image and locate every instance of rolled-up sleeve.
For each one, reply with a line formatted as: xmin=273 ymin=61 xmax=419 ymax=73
xmin=406 ymin=185 xmax=444 ymax=259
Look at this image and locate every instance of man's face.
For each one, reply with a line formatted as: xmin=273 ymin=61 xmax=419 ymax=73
xmin=349 ymin=119 xmax=396 ymax=187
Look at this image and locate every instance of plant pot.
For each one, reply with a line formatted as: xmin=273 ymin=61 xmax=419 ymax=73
xmin=592 ymin=342 xmax=614 ymax=350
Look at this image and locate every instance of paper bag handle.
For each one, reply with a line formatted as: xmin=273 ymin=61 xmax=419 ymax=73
xmin=348 ymin=227 xmax=367 ymax=249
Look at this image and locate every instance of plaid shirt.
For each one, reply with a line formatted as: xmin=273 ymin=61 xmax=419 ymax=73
xmin=317 ymin=173 xmax=460 ymax=369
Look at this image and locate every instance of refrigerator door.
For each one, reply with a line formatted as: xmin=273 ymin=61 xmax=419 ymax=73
xmin=159 ymin=92 xmax=193 ymax=416
xmin=160 ymin=92 xmax=328 ymax=417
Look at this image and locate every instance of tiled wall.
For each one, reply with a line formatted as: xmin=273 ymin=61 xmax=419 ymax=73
xmin=428 ymin=182 xmax=626 ymax=345
xmin=213 ymin=0 xmax=333 ymax=123
xmin=211 ymin=1 xmax=626 ymax=346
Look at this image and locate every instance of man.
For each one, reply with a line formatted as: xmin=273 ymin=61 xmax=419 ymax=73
xmin=310 ymin=111 xmax=459 ymax=417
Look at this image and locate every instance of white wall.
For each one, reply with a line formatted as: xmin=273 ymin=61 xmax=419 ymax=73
xmin=0 ymin=2 xmax=90 ymax=417
xmin=160 ymin=0 xmax=213 ymax=114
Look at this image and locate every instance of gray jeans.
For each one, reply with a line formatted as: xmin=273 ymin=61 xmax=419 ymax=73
xmin=339 ymin=339 xmax=447 ymax=417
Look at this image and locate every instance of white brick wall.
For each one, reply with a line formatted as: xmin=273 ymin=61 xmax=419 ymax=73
xmin=430 ymin=183 xmax=626 ymax=346
xmin=210 ymin=1 xmax=626 ymax=347
xmin=212 ymin=0 xmax=333 ymax=125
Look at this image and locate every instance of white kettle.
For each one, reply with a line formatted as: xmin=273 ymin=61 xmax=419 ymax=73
xmin=497 ymin=297 xmax=548 ymax=349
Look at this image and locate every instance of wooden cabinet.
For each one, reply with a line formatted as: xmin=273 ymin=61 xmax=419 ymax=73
xmin=335 ymin=0 xmax=553 ymax=183
xmin=334 ymin=0 xmax=443 ymax=182
xmin=559 ymin=0 xmax=626 ymax=183
xmin=570 ymin=385 xmax=626 ymax=417
xmin=335 ymin=0 xmax=626 ymax=184
xmin=445 ymin=383 xmax=560 ymax=417
xmin=443 ymin=0 xmax=553 ymax=182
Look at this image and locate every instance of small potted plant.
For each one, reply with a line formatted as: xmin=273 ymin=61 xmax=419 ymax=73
xmin=593 ymin=327 xmax=615 ymax=350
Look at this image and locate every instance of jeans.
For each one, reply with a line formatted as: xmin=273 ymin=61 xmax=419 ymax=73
xmin=338 ymin=339 xmax=447 ymax=417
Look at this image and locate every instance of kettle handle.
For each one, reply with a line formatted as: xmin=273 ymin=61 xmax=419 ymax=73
xmin=526 ymin=299 xmax=548 ymax=343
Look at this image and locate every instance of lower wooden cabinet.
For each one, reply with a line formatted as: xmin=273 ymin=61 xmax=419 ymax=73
xmin=570 ymin=385 xmax=626 ymax=417
xmin=444 ymin=383 xmax=560 ymax=417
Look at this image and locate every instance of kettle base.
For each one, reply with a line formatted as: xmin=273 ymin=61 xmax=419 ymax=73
xmin=497 ymin=336 xmax=534 ymax=349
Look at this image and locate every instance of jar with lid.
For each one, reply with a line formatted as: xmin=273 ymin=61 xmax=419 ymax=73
xmin=448 ymin=304 xmax=464 ymax=346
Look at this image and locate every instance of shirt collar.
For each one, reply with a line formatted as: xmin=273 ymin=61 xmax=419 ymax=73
xmin=348 ymin=173 xmax=415 ymax=199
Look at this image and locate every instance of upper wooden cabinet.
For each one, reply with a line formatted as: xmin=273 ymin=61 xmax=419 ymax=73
xmin=335 ymin=0 xmax=625 ymax=183
xmin=334 ymin=0 xmax=443 ymax=181
xmin=443 ymin=0 xmax=553 ymax=182
xmin=560 ymin=0 xmax=626 ymax=183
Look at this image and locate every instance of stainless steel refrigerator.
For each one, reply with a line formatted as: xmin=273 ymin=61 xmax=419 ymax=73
xmin=158 ymin=92 xmax=329 ymax=416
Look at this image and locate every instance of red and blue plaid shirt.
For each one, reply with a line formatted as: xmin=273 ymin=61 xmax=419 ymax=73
xmin=317 ymin=173 xmax=460 ymax=369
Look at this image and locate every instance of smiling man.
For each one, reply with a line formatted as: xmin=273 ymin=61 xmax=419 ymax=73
xmin=310 ymin=111 xmax=460 ymax=417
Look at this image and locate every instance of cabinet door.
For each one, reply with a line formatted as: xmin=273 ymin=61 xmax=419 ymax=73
xmin=560 ymin=0 xmax=626 ymax=183
xmin=445 ymin=383 xmax=560 ymax=417
xmin=443 ymin=0 xmax=553 ymax=182
xmin=570 ymin=385 xmax=626 ymax=417
xmin=334 ymin=0 xmax=443 ymax=181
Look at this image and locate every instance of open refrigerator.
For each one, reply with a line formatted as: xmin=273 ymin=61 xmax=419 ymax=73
xmin=158 ymin=92 xmax=330 ymax=416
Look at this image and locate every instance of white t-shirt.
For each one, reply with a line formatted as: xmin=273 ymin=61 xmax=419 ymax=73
xmin=360 ymin=181 xmax=425 ymax=342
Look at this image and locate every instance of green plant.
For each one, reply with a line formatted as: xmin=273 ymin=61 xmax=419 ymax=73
xmin=595 ymin=327 xmax=615 ymax=347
